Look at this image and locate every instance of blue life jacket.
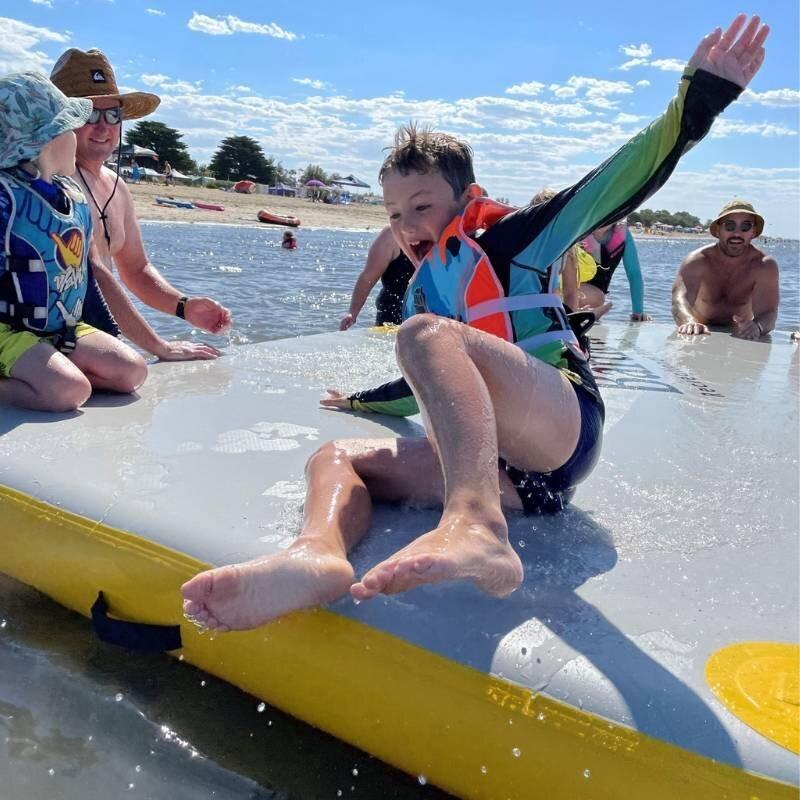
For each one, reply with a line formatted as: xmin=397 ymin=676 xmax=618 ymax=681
xmin=0 ymin=168 xmax=92 ymax=350
xmin=403 ymin=197 xmax=583 ymax=366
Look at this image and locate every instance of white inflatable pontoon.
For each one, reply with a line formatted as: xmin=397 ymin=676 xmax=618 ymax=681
xmin=1 ymin=322 xmax=798 ymax=799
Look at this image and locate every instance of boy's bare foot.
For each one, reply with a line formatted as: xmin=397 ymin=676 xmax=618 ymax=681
xmin=350 ymin=516 xmax=523 ymax=601
xmin=181 ymin=543 xmax=355 ymax=631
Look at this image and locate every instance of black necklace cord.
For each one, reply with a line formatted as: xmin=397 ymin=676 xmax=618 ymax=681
xmin=77 ymin=124 xmax=123 ymax=250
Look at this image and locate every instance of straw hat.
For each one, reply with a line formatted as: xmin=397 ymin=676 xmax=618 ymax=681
xmin=710 ymin=199 xmax=764 ymax=238
xmin=50 ymin=48 xmax=160 ymax=120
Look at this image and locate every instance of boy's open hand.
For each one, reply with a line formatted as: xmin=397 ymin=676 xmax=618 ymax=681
xmin=688 ymin=14 xmax=768 ymax=89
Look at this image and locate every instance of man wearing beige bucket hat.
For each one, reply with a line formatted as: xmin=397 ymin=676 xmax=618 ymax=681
xmin=671 ymin=199 xmax=779 ymax=339
xmin=50 ymin=48 xmax=231 ymax=360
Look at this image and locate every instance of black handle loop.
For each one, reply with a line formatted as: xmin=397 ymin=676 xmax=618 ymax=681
xmin=91 ymin=591 xmax=182 ymax=653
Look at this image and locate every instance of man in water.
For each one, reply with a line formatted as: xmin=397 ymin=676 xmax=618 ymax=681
xmin=50 ymin=49 xmax=231 ymax=358
xmin=672 ymin=200 xmax=778 ymax=338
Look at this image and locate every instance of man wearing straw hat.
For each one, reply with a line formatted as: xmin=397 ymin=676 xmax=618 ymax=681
xmin=50 ymin=49 xmax=231 ymax=360
xmin=672 ymin=199 xmax=778 ymax=339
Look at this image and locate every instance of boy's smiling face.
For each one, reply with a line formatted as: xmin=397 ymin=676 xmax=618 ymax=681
xmin=383 ymin=168 xmax=477 ymax=266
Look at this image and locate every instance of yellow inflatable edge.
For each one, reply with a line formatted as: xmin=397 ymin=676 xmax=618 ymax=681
xmin=0 ymin=483 xmax=794 ymax=800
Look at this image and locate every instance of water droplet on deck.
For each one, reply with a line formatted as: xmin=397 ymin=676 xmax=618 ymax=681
xmin=418 ymin=775 xmax=427 ymax=785
xmin=48 ymin=768 xmax=55 ymax=776
xmin=257 ymin=702 xmax=266 ymax=712
xmin=512 ymin=747 xmax=521 ymax=758
xmin=115 ymin=693 xmax=124 ymax=702
xmin=480 ymin=765 xmax=488 ymax=774
xmin=352 ymin=768 xmax=359 ymax=776
xmin=583 ymin=769 xmax=591 ymax=779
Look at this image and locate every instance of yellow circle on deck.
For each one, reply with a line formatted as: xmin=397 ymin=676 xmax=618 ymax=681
xmin=706 ymin=642 xmax=800 ymax=754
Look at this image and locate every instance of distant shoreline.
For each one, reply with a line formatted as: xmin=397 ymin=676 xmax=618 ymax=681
xmin=130 ymin=184 xmax=798 ymax=242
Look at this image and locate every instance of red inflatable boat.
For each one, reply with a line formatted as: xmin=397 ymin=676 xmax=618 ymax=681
xmin=258 ymin=210 xmax=301 ymax=227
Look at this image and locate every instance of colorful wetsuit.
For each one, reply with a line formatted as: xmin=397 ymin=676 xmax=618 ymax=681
xmin=375 ymin=251 xmax=414 ymax=325
xmin=348 ymin=67 xmax=742 ymax=511
xmin=583 ymin=223 xmax=645 ymax=315
xmin=0 ymin=168 xmax=92 ymax=350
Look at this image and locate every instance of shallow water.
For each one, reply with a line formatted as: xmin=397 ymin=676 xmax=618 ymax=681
xmin=133 ymin=224 xmax=800 ymax=347
xmin=1 ymin=224 xmax=798 ymax=799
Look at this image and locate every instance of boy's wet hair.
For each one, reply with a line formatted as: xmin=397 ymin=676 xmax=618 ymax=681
xmin=379 ymin=124 xmax=475 ymax=198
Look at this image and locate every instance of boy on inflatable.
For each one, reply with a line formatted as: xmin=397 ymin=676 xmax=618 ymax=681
xmin=183 ymin=16 xmax=769 ymax=630
xmin=0 ymin=73 xmax=146 ymax=411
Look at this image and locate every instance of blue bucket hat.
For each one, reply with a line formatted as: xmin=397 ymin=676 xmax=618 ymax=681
xmin=0 ymin=71 xmax=93 ymax=169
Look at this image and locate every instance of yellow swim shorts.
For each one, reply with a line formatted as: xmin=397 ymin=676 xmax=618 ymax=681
xmin=0 ymin=322 xmax=98 ymax=377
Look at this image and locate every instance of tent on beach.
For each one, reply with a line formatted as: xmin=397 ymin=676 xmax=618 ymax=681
xmin=329 ymin=174 xmax=370 ymax=189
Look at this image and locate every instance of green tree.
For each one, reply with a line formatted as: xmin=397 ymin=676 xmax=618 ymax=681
xmin=208 ymin=136 xmax=278 ymax=184
xmin=300 ymin=164 xmax=328 ymax=185
xmin=125 ymin=121 xmax=196 ymax=173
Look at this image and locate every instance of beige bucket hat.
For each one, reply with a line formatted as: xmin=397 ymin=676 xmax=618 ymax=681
xmin=710 ymin=199 xmax=765 ymax=238
xmin=50 ymin=48 xmax=160 ymax=120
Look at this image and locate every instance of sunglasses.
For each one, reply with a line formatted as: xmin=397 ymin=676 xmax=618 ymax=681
xmin=87 ymin=106 xmax=123 ymax=125
xmin=722 ymin=220 xmax=754 ymax=233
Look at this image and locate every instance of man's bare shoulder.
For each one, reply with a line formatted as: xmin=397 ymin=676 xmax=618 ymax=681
xmin=678 ymin=244 xmax=715 ymax=272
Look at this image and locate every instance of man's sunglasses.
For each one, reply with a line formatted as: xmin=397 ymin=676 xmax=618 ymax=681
xmin=722 ymin=220 xmax=754 ymax=233
xmin=87 ymin=106 xmax=123 ymax=125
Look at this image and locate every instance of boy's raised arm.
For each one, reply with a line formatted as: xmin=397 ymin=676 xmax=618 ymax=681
xmin=524 ymin=15 xmax=768 ymax=267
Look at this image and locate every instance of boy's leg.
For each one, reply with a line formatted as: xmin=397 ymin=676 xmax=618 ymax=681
xmin=181 ymin=435 xmax=525 ymax=631
xmin=353 ymin=313 xmax=584 ymax=600
xmin=181 ymin=436 xmax=435 ymax=631
xmin=0 ymin=339 xmax=92 ymax=411
xmin=69 ymin=330 xmax=148 ymax=393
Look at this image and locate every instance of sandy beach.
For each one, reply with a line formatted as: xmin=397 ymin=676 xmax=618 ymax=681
xmin=131 ymin=182 xmax=720 ymax=240
xmin=132 ymin=182 xmax=389 ymax=230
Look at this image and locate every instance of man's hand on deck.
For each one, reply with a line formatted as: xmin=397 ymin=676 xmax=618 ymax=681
xmin=185 ymin=297 xmax=232 ymax=334
xmin=732 ymin=314 xmax=763 ymax=340
xmin=677 ymin=321 xmax=709 ymax=336
xmin=688 ymin=14 xmax=769 ymax=89
xmin=155 ymin=340 xmax=223 ymax=361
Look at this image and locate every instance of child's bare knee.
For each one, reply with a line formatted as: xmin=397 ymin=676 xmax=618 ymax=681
xmin=111 ymin=352 xmax=148 ymax=394
xmin=51 ymin=374 xmax=92 ymax=411
xmin=305 ymin=440 xmax=343 ymax=475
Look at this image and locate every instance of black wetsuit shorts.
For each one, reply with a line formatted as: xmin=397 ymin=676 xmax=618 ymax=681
xmin=499 ymin=380 xmax=603 ymax=514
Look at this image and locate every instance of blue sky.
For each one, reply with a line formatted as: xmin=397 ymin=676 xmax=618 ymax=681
xmin=4 ymin=1 xmax=799 ymax=236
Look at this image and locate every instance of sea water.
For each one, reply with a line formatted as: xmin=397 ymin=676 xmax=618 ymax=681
xmin=1 ymin=224 xmax=798 ymax=799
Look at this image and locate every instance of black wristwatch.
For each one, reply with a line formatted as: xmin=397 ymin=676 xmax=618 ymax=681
xmin=175 ymin=296 xmax=189 ymax=319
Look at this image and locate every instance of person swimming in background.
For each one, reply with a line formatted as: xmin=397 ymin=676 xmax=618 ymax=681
xmin=282 ymin=230 xmax=297 ymax=250
xmin=180 ymin=15 xmax=769 ymax=631
xmin=578 ymin=220 xmax=651 ymax=322
xmin=340 ymin=225 xmax=414 ymax=329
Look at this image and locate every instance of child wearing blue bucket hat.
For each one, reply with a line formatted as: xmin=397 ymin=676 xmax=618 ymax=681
xmin=0 ymin=71 xmax=147 ymax=411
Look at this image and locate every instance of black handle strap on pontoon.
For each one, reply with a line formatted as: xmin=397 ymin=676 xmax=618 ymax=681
xmin=91 ymin=591 xmax=182 ymax=652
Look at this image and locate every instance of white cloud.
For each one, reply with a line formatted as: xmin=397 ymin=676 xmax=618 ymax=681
xmin=292 ymin=77 xmax=330 ymax=91
xmin=650 ymin=58 xmax=685 ymax=72
xmin=505 ymin=80 xmax=545 ymax=97
xmin=548 ymin=76 xmax=633 ymax=109
xmin=710 ymin=119 xmax=797 ymax=138
xmin=187 ymin=12 xmax=297 ymax=40
xmin=140 ymin=72 xmax=202 ymax=94
xmin=0 ymin=16 xmax=68 ymax=73
xmin=145 ymin=8 xmax=165 ymax=16
xmin=740 ymin=88 xmax=800 ymax=108
xmin=30 ymin=0 xmax=54 ymax=7
xmin=619 ymin=58 xmax=649 ymax=71
xmin=614 ymin=112 xmax=643 ymax=124
xmin=636 ymin=80 xmax=650 ymax=87
xmin=620 ymin=43 xmax=652 ymax=58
